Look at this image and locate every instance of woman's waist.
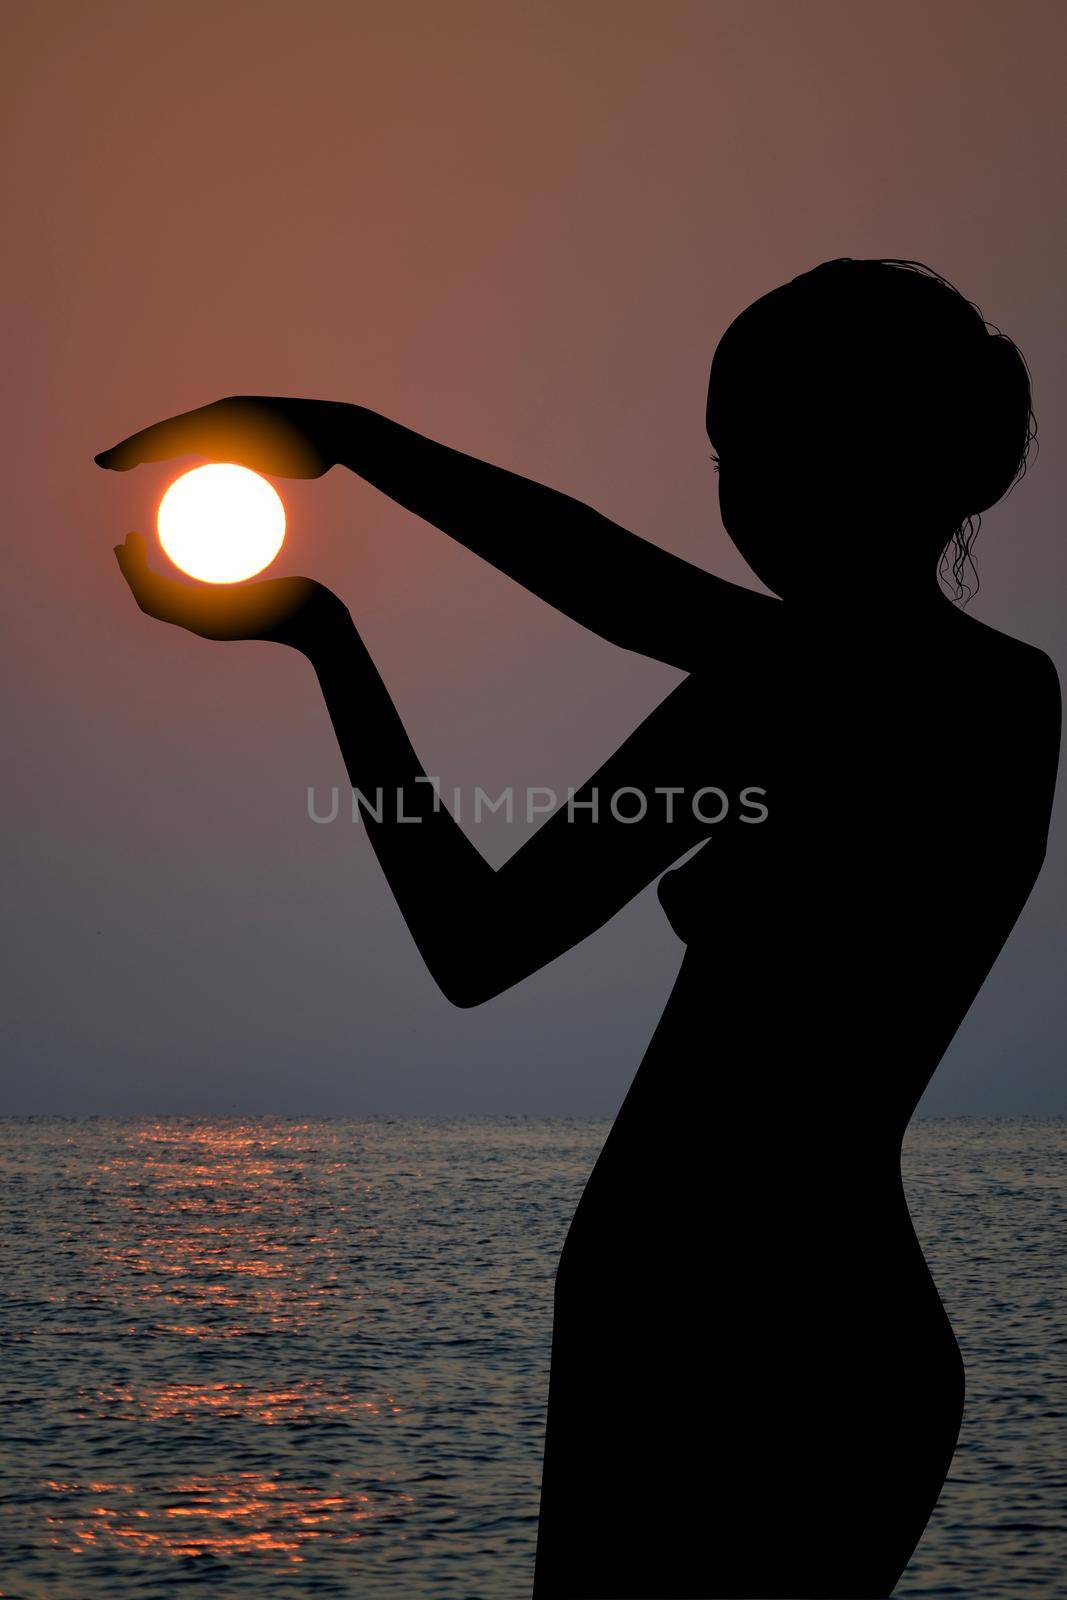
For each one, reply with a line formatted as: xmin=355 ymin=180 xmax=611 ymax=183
xmin=557 ymin=1203 xmax=947 ymax=1338
xmin=563 ymin=1166 xmax=923 ymax=1278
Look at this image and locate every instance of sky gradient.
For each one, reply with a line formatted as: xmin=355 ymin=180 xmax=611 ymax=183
xmin=3 ymin=0 xmax=1065 ymax=1114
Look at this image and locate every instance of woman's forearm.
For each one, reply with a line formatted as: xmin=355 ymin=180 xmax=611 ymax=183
xmin=302 ymin=606 xmax=498 ymax=1006
xmin=97 ymin=391 xmax=771 ymax=668
xmin=327 ymin=403 xmax=762 ymax=669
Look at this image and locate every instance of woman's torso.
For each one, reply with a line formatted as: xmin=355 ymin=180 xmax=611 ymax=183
xmin=560 ymin=603 xmax=1059 ymax=1322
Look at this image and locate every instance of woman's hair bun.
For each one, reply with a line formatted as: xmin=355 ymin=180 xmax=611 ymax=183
xmin=957 ymin=330 xmax=1034 ymax=516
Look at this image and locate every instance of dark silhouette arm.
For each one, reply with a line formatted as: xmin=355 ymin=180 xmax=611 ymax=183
xmin=96 ymin=395 xmax=777 ymax=672
xmin=111 ymin=531 xmax=719 ymax=1008
xmin=329 ymin=405 xmax=774 ymax=671
xmin=308 ymin=606 xmax=715 ymax=1005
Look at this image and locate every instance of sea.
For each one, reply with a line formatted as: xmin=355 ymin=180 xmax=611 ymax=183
xmin=0 ymin=1116 xmax=1062 ymax=1599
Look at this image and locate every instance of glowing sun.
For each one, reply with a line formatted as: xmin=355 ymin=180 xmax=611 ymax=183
xmin=157 ymin=464 xmax=286 ymax=584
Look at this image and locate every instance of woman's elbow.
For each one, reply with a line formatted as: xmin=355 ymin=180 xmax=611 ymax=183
xmin=444 ymin=985 xmax=491 ymax=1010
xmin=434 ymin=957 xmax=519 ymax=1010
xmin=438 ymin=973 xmax=504 ymax=1009
xmin=422 ymin=924 xmax=535 ymax=1008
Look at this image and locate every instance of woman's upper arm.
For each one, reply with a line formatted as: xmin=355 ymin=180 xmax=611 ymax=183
xmin=466 ymin=674 xmax=752 ymax=1000
xmin=601 ymin=545 xmax=780 ymax=671
xmin=342 ymin=410 xmax=780 ymax=672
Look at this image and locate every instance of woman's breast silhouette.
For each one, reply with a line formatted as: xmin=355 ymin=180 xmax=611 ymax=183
xmin=98 ymin=257 xmax=1060 ymax=1598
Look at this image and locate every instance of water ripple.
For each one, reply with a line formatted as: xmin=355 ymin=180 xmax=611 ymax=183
xmin=0 ymin=1115 xmax=1062 ymax=1597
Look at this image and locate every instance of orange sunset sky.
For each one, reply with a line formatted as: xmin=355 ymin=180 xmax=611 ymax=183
xmin=3 ymin=0 xmax=1065 ymax=1113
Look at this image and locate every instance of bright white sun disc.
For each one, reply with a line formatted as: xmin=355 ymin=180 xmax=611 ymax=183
xmin=157 ymin=464 xmax=286 ymax=583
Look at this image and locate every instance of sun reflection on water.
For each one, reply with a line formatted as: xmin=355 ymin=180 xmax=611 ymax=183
xmin=86 ymin=1120 xmax=356 ymax=1337
xmin=40 ymin=1472 xmax=413 ymax=1563
xmin=30 ymin=1121 xmax=421 ymax=1578
xmin=2 ymin=1114 xmax=593 ymax=1597
xmin=81 ymin=1380 xmax=401 ymax=1424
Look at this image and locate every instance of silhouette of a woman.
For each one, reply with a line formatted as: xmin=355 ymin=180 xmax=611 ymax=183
xmin=99 ymin=259 xmax=1060 ymax=1598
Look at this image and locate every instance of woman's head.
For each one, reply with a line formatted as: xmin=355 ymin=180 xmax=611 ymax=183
xmin=707 ymin=259 xmax=1035 ymax=604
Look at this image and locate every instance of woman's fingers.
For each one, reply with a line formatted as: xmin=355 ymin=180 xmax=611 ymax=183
xmin=97 ymin=405 xmax=232 ymax=470
xmin=114 ymin=531 xmax=180 ymax=621
xmin=112 ymin=531 xmax=315 ymax=642
xmin=95 ymin=397 xmax=329 ymax=477
xmin=113 ymin=530 xmax=150 ymax=589
xmin=115 ymin=531 xmax=211 ymax=631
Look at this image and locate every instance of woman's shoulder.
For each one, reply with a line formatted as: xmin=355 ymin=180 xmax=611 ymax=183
xmin=949 ymin=616 xmax=1061 ymax=842
xmin=951 ymin=609 xmax=1060 ymax=720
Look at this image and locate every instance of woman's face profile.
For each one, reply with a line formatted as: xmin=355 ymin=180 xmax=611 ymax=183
xmin=707 ymin=258 xmax=1034 ymax=609
xmin=714 ymin=448 xmax=779 ymax=596
xmin=714 ymin=440 xmax=850 ymax=603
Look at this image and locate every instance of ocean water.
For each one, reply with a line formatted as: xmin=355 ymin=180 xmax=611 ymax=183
xmin=0 ymin=1116 xmax=1062 ymax=1599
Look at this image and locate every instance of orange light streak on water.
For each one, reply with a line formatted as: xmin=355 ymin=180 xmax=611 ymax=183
xmin=41 ymin=1473 xmax=413 ymax=1564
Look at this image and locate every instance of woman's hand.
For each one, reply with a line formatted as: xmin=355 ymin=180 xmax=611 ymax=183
xmin=96 ymin=396 xmax=346 ymax=479
xmin=114 ymin=531 xmax=347 ymax=650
